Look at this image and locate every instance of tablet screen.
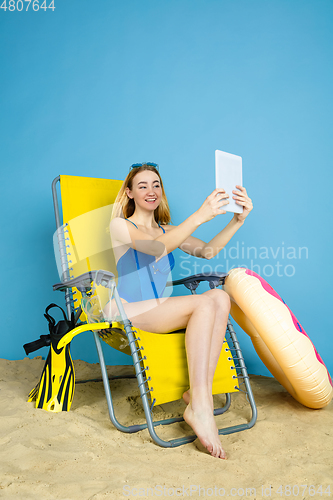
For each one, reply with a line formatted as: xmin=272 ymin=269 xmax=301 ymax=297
xmin=215 ymin=150 xmax=243 ymax=214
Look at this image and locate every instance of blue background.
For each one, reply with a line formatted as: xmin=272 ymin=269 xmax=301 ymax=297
xmin=1 ymin=0 xmax=332 ymax=378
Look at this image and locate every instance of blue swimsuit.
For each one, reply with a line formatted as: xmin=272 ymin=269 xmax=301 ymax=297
xmin=116 ymin=219 xmax=175 ymax=302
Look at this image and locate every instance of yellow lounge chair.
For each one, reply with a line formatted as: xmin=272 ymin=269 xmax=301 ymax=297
xmin=27 ymin=174 xmax=257 ymax=448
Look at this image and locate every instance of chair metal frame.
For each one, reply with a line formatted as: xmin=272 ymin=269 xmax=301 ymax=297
xmin=51 ymin=175 xmax=257 ymax=448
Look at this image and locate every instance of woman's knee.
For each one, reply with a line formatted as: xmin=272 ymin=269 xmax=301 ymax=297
xmin=203 ymin=288 xmax=231 ymax=312
xmin=194 ymin=293 xmax=216 ymax=314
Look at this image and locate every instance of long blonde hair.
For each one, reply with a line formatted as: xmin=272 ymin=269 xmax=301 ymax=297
xmin=111 ymin=164 xmax=171 ymax=224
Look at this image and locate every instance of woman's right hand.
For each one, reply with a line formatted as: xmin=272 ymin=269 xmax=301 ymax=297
xmin=196 ymin=188 xmax=229 ymax=224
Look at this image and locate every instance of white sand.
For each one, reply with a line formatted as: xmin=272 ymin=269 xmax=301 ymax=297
xmin=0 ymin=357 xmax=332 ymax=499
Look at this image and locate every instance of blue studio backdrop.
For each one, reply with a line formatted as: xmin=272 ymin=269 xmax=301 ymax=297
xmin=1 ymin=0 xmax=332 ymax=378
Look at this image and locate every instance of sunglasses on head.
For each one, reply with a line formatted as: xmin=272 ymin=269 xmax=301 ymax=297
xmin=130 ymin=162 xmax=159 ymax=171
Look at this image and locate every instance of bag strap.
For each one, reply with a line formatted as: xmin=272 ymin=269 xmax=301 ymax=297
xmin=23 ymin=335 xmax=51 ymax=355
xmin=23 ymin=303 xmax=75 ymax=355
xmin=44 ymin=303 xmax=74 ymax=332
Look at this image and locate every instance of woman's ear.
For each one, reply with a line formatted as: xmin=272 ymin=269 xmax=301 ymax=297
xmin=125 ymin=187 xmax=133 ymax=199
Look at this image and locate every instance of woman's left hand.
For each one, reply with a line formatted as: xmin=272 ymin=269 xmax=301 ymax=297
xmin=232 ymin=185 xmax=253 ymax=223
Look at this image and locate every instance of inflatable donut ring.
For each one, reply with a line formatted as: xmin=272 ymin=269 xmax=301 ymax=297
xmin=223 ymin=268 xmax=333 ymax=409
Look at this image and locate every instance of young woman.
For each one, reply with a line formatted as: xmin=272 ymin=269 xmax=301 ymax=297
xmin=107 ymin=162 xmax=253 ymax=459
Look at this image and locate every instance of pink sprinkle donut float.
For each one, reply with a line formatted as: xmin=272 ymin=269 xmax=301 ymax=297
xmin=223 ymin=267 xmax=332 ymax=409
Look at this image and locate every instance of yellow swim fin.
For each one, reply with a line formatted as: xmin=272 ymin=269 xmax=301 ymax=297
xmin=28 ymin=342 xmax=75 ymax=412
xmin=27 ymin=303 xmax=75 ymax=412
xmin=26 ymin=301 xmax=111 ymax=412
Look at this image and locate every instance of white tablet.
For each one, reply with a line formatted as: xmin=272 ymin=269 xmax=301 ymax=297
xmin=215 ymin=150 xmax=243 ymax=214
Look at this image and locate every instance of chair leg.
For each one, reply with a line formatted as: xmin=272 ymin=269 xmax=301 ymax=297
xmin=217 ymin=320 xmax=257 ymax=435
xmin=92 ymin=330 xmax=151 ymax=433
xmin=93 ymin=328 xmax=173 ymax=446
xmin=149 ymin=325 xmax=257 ymax=446
xmin=93 ymin=317 xmax=257 ymax=448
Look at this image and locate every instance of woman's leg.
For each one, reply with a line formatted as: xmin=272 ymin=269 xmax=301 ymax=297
xmin=113 ymin=293 xmax=227 ymax=458
xmin=181 ymin=295 xmax=227 ymax=458
xmin=183 ymin=289 xmax=231 ymax=407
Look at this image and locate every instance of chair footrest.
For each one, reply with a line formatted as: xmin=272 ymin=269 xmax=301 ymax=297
xmin=218 ymin=423 xmax=253 ymax=435
xmin=168 ymin=423 xmax=253 ymax=448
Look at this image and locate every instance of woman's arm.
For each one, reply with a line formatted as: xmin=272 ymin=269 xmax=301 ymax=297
xmin=165 ymin=185 xmax=253 ymax=259
xmin=110 ymin=213 xmax=202 ymax=257
xmin=110 ymin=188 xmax=229 ymax=257
xmin=200 ymin=217 xmax=244 ymax=259
xmin=200 ymin=185 xmax=253 ymax=259
xmin=166 ymin=217 xmax=243 ymax=259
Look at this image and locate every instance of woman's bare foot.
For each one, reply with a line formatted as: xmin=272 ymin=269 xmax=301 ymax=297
xmin=183 ymin=403 xmax=226 ymax=459
xmin=183 ymin=389 xmax=214 ymax=412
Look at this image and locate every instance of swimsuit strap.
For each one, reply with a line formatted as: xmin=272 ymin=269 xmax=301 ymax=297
xmin=158 ymin=223 xmax=166 ymax=234
xmin=125 ymin=218 xmax=138 ymax=228
xmin=125 ymin=218 xmax=165 ymax=233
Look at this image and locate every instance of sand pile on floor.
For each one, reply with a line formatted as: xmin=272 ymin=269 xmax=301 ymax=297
xmin=0 ymin=357 xmax=332 ymax=499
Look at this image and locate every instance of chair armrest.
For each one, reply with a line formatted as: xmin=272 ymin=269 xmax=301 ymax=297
xmin=53 ymin=270 xmax=115 ymax=292
xmin=57 ymin=321 xmax=110 ymax=349
xmin=166 ymin=272 xmax=228 ymax=292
